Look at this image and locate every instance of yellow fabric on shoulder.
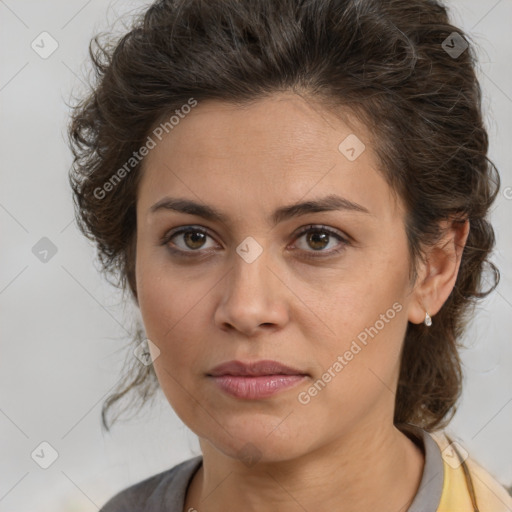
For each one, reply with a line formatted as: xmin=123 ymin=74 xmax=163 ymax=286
xmin=430 ymin=431 xmax=512 ymax=512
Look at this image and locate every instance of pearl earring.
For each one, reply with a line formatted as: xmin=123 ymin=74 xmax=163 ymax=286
xmin=424 ymin=312 xmax=432 ymax=327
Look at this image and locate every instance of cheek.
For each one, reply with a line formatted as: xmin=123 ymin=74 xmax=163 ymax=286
xmin=298 ymin=292 xmax=407 ymax=432
xmin=136 ymin=240 xmax=198 ymax=333
xmin=135 ymin=251 xmax=202 ymax=366
xmin=136 ymin=258 xmax=210 ymax=423
xmin=303 ymin=247 xmax=410 ymax=399
xmin=310 ymin=253 xmax=408 ymax=346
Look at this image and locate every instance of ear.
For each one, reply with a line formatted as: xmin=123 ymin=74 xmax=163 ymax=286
xmin=407 ymin=218 xmax=470 ymax=325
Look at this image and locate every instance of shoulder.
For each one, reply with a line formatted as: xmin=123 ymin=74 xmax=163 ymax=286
xmin=99 ymin=456 xmax=203 ymax=512
xmin=429 ymin=431 xmax=512 ymax=512
xmin=465 ymin=457 xmax=512 ymax=511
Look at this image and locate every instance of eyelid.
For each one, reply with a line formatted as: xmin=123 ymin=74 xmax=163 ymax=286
xmin=161 ymin=224 xmax=350 ymax=257
xmin=288 ymin=224 xmax=349 ymax=258
xmin=291 ymin=224 xmax=348 ymax=243
xmin=160 ymin=225 xmax=220 ymax=249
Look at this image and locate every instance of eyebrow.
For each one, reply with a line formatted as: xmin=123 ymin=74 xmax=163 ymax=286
xmin=149 ymin=194 xmax=371 ymax=226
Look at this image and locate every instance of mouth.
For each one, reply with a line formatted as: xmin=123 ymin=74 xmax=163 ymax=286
xmin=207 ymin=360 xmax=309 ymax=400
xmin=207 ymin=359 xmax=308 ymax=377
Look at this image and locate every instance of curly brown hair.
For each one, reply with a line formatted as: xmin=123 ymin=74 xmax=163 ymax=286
xmin=68 ymin=0 xmax=500 ymax=432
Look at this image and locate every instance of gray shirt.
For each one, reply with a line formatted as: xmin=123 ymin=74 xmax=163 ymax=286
xmin=99 ymin=424 xmax=444 ymax=512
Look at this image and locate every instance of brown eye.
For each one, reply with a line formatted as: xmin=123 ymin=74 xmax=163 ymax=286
xmin=292 ymin=225 xmax=349 ymax=258
xmin=163 ymin=227 xmax=217 ymax=253
xmin=182 ymin=230 xmax=208 ymax=250
xmin=304 ymin=230 xmax=330 ymax=251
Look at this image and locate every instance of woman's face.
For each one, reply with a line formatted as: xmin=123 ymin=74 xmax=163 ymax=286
xmin=135 ymin=92 xmax=419 ymax=462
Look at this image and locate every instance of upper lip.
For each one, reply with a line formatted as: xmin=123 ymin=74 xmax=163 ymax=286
xmin=208 ymin=360 xmax=308 ymax=377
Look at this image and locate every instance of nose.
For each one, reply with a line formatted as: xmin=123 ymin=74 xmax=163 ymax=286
xmin=214 ymin=245 xmax=289 ymax=337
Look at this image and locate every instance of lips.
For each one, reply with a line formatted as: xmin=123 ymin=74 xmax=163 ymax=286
xmin=207 ymin=359 xmax=308 ymax=377
xmin=207 ymin=360 xmax=309 ymax=399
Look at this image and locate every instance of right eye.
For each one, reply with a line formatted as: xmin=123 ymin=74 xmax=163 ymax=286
xmin=161 ymin=226 xmax=219 ymax=256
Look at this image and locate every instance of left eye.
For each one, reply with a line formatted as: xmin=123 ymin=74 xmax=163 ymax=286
xmin=291 ymin=225 xmax=348 ymax=257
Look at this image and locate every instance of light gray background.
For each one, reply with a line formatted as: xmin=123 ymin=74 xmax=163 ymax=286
xmin=1 ymin=1 xmax=511 ymax=510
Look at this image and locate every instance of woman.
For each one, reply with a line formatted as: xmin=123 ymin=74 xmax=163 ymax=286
xmin=68 ymin=0 xmax=512 ymax=510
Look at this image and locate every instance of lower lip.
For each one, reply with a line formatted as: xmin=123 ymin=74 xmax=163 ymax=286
xmin=209 ymin=374 xmax=307 ymax=399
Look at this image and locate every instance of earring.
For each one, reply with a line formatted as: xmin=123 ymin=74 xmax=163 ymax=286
xmin=424 ymin=312 xmax=432 ymax=327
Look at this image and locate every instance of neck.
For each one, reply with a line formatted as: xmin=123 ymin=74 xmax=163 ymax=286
xmin=184 ymin=421 xmax=425 ymax=512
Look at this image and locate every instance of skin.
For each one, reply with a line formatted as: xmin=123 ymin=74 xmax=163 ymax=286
xmin=134 ymin=92 xmax=470 ymax=512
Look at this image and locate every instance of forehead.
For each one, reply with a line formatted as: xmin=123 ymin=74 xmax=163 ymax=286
xmin=147 ymin=93 xmax=360 ymax=164
xmin=137 ymin=92 xmax=401 ymax=224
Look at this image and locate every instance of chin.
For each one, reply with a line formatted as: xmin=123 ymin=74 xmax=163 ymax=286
xmin=219 ymin=438 xmax=305 ymax=466
xmin=198 ymin=415 xmax=312 ymax=465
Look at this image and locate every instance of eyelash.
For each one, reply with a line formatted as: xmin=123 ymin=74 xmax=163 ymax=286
xmin=160 ymin=224 xmax=350 ymax=260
